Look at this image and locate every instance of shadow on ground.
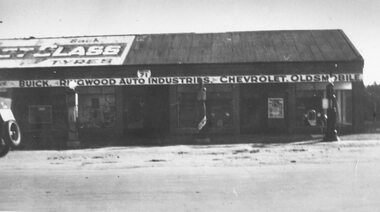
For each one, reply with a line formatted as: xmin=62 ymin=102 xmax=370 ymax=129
xmin=17 ymin=133 xmax=380 ymax=151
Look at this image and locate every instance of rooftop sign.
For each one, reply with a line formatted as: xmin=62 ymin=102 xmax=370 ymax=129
xmin=0 ymin=35 xmax=135 ymax=68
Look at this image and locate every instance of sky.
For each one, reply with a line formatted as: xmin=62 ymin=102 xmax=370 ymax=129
xmin=0 ymin=0 xmax=379 ymax=85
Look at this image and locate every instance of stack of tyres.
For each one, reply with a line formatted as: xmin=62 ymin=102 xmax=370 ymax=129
xmin=0 ymin=109 xmax=21 ymax=157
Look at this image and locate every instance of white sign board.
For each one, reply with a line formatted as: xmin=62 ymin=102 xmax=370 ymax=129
xmin=268 ymin=98 xmax=284 ymax=119
xmin=0 ymin=35 xmax=135 ymax=68
xmin=0 ymin=73 xmax=362 ymax=88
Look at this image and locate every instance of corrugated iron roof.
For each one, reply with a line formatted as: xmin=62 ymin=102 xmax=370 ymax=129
xmin=125 ymin=30 xmax=363 ymax=65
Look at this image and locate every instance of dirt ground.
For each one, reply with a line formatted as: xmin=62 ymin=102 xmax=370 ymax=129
xmin=1 ymin=133 xmax=380 ymax=211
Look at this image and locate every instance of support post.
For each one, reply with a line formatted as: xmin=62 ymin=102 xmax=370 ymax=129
xmin=66 ymin=82 xmax=80 ymax=148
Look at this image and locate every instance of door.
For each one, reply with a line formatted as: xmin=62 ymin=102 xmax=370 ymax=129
xmin=241 ymin=97 xmax=267 ymax=133
xmin=123 ymin=85 xmax=169 ymax=137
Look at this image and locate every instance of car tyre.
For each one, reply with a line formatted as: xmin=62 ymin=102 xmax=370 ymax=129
xmin=3 ymin=120 xmax=21 ymax=148
xmin=0 ymin=139 xmax=10 ymax=157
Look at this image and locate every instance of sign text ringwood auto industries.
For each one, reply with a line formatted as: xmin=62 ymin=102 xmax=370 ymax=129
xmin=0 ymin=73 xmax=362 ymax=88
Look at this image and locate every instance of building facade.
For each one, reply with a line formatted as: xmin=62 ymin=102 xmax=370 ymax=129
xmin=0 ymin=30 xmax=364 ymax=148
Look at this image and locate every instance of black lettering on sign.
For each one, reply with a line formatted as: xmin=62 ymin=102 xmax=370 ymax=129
xmin=271 ymin=76 xmax=279 ymax=83
xmin=220 ymin=76 xmax=228 ymax=83
xmin=243 ymin=76 xmax=251 ymax=83
xmin=185 ymin=78 xmax=192 ymax=84
xmin=236 ymin=76 xmax=243 ymax=83
xmin=84 ymin=79 xmax=93 ymax=85
xmin=109 ymin=79 xmax=116 ymax=85
xmin=119 ymin=78 xmax=126 ymax=85
xmin=341 ymin=74 xmax=346 ymax=81
xmin=19 ymin=80 xmax=50 ymax=87
xmin=138 ymin=79 xmax=145 ymax=84
xmin=321 ymin=75 xmax=329 ymax=81
xmin=226 ymin=76 xmax=234 ymax=83
xmin=74 ymin=59 xmax=86 ymax=64
xmin=149 ymin=78 xmax=158 ymax=84
xmin=259 ymin=76 xmax=267 ymax=83
xmin=101 ymin=58 xmax=113 ymax=64
xmin=76 ymin=80 xmax=84 ymax=86
xmin=267 ymin=75 xmax=275 ymax=83
xmin=354 ymin=74 xmax=361 ymax=81
xmin=86 ymin=59 xmax=98 ymax=64
xmin=251 ymin=76 xmax=258 ymax=83
xmin=93 ymin=79 xmax=100 ymax=85
xmin=290 ymin=75 xmax=299 ymax=82
xmin=172 ymin=77 xmax=179 ymax=84
xmin=125 ymin=79 xmax=133 ymax=84
xmin=203 ymin=77 xmax=210 ymax=84
xmin=60 ymin=80 xmax=68 ymax=86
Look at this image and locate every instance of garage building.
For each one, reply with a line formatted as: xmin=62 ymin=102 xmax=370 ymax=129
xmin=0 ymin=30 xmax=364 ymax=148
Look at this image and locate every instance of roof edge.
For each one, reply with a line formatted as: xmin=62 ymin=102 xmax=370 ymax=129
xmin=338 ymin=29 xmax=364 ymax=61
xmin=0 ymin=29 xmax=347 ymax=41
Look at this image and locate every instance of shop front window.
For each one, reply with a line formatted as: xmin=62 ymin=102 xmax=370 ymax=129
xmin=296 ymin=83 xmax=353 ymax=127
xmin=177 ymin=85 xmax=233 ymax=130
xmin=336 ymin=90 xmax=352 ymax=125
xmin=78 ymin=87 xmax=116 ymax=128
xmin=296 ymin=90 xmax=325 ymax=127
xmin=208 ymin=91 xmax=233 ymax=129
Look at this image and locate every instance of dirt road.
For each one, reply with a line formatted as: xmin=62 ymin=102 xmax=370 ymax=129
xmin=1 ymin=134 xmax=380 ymax=211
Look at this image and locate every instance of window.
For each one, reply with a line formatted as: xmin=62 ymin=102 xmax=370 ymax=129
xmin=208 ymin=91 xmax=233 ymax=129
xmin=336 ymin=90 xmax=352 ymax=125
xmin=178 ymin=85 xmax=233 ymax=129
xmin=177 ymin=84 xmax=233 ymax=130
xmin=0 ymin=90 xmax=12 ymax=109
xmin=296 ymin=90 xmax=325 ymax=127
xmin=28 ymin=105 xmax=53 ymax=124
xmin=125 ymin=97 xmax=144 ymax=129
xmin=178 ymin=92 xmax=198 ymax=128
xmin=78 ymin=87 xmax=116 ymax=128
xmin=295 ymin=83 xmax=353 ymax=127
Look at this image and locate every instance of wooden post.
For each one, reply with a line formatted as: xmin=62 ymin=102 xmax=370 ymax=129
xmin=232 ymin=84 xmax=240 ymax=135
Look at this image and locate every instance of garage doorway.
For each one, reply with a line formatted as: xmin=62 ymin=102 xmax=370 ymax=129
xmin=123 ymin=85 xmax=169 ymax=137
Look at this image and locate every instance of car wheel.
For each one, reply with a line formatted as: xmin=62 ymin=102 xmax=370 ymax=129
xmin=0 ymin=139 xmax=10 ymax=157
xmin=3 ymin=120 xmax=21 ymax=148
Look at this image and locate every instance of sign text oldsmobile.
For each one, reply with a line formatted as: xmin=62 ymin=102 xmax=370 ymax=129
xmin=0 ymin=36 xmax=135 ymax=68
xmin=0 ymin=73 xmax=362 ymax=88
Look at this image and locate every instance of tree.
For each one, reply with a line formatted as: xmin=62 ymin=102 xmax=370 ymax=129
xmin=365 ymin=82 xmax=380 ymax=121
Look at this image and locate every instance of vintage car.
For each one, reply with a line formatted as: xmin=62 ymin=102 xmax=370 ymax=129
xmin=0 ymin=108 xmax=21 ymax=157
